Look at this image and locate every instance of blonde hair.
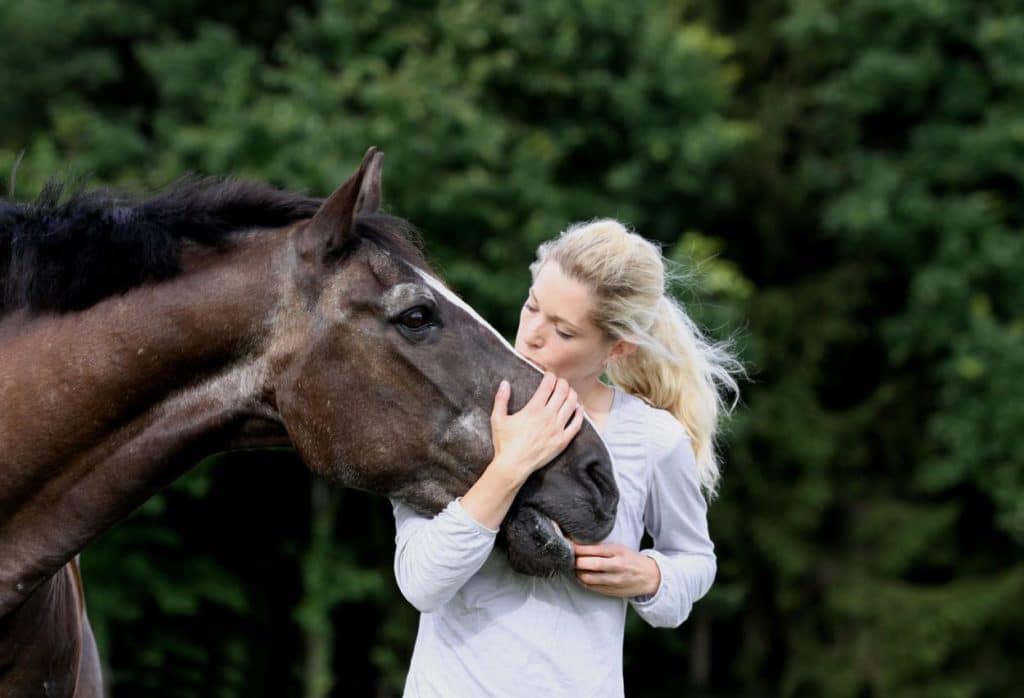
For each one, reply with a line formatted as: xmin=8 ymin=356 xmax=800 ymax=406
xmin=530 ymin=219 xmax=744 ymax=499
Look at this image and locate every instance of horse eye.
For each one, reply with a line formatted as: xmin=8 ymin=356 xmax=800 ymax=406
xmin=399 ymin=307 xmax=431 ymax=330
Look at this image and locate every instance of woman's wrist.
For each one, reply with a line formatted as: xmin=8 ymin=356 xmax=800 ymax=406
xmin=486 ymin=454 xmax=531 ymax=490
xmin=642 ymin=554 xmax=662 ymax=597
xmin=458 ymin=458 xmax=528 ymax=530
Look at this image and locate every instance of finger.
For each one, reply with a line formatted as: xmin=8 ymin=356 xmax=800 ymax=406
xmin=582 ymin=570 xmax=623 ymax=585
xmin=545 ymin=378 xmax=570 ymax=410
xmin=580 ymin=584 xmax=624 ymax=597
xmin=526 ymin=372 xmax=558 ymax=409
xmin=574 ymin=556 xmax=607 ymax=572
xmin=572 ymin=543 xmax=615 ymax=557
xmin=556 ymin=392 xmax=578 ymax=428
xmin=563 ymin=405 xmax=584 ymax=435
xmin=490 ymin=380 xmax=510 ymax=421
xmin=576 ymin=571 xmax=603 ymax=586
xmin=576 ymin=555 xmax=624 ymax=574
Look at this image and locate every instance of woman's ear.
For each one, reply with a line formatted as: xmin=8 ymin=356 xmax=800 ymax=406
xmin=608 ymin=339 xmax=638 ymax=363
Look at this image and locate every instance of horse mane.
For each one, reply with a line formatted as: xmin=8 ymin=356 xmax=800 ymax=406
xmin=0 ymin=177 xmax=429 ymax=316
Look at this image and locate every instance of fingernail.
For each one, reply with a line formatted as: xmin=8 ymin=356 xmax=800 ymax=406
xmin=500 ymin=380 xmax=509 ymax=390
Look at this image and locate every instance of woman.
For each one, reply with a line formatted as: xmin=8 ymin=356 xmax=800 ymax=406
xmin=391 ymin=219 xmax=743 ymax=696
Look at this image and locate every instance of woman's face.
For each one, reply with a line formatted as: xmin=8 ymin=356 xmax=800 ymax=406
xmin=514 ymin=262 xmax=616 ymax=388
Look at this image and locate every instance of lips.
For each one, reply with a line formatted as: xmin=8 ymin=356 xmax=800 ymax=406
xmin=515 ymin=350 xmax=545 ymax=372
xmin=534 ymin=513 xmax=571 ymax=555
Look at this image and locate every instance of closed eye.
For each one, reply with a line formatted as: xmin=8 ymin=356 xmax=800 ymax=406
xmin=525 ymin=301 xmax=573 ymax=338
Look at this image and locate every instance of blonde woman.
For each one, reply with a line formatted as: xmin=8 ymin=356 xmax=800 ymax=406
xmin=391 ymin=219 xmax=743 ymax=697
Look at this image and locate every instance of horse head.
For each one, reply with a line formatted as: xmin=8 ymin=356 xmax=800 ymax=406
xmin=273 ymin=149 xmax=619 ymax=575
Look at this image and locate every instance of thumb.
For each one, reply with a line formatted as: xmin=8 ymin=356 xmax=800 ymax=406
xmin=491 ymin=380 xmax=510 ymax=420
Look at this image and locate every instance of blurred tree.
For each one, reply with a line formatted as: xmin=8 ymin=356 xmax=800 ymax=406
xmin=697 ymin=0 xmax=1024 ymax=694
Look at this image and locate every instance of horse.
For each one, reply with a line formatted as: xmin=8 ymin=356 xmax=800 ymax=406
xmin=0 ymin=148 xmax=619 ymax=697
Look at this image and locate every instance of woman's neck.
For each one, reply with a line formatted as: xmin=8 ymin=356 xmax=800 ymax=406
xmin=575 ymin=379 xmax=615 ymax=430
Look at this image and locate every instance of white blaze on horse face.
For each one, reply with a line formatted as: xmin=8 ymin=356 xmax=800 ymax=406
xmin=413 ymin=268 xmax=535 ymax=363
xmin=412 ymin=267 xmax=606 ymax=436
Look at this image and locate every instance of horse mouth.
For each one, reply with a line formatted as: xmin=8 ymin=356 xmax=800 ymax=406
xmin=536 ymin=512 xmax=571 ymax=554
xmin=501 ymin=504 xmax=575 ymax=577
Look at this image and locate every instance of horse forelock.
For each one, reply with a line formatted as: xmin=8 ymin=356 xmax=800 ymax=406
xmin=351 ymin=212 xmax=434 ymax=276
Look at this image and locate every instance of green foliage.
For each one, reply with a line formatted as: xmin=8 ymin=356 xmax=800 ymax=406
xmin=707 ymin=0 xmax=1024 ymax=694
xmin=3 ymin=0 xmax=1022 ymax=695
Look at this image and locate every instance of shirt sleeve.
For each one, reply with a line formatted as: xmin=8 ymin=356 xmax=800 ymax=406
xmin=391 ymin=497 xmax=499 ymax=613
xmin=629 ymin=429 xmax=717 ymax=628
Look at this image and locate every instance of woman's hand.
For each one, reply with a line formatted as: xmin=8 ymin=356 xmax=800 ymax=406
xmin=488 ymin=372 xmax=584 ymax=487
xmin=458 ymin=373 xmax=583 ymax=531
xmin=573 ymin=543 xmax=662 ymax=598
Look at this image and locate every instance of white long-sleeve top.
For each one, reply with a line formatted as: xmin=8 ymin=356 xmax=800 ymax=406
xmin=391 ymin=386 xmax=717 ymax=697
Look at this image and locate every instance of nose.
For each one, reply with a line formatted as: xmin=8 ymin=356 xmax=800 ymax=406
xmin=523 ymin=317 xmax=544 ymax=349
xmin=585 ymin=458 xmax=618 ymax=506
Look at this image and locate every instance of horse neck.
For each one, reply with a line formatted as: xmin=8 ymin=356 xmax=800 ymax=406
xmin=0 ymin=226 xmax=296 ymax=617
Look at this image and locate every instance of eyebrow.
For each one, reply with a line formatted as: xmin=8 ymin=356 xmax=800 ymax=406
xmin=529 ymin=289 xmax=582 ymax=333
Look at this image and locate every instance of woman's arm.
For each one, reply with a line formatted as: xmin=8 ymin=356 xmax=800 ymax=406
xmin=574 ymin=420 xmax=716 ymax=628
xmin=629 ymin=429 xmax=716 ymax=628
xmin=392 ymin=497 xmax=498 ymax=613
xmin=393 ymin=373 xmax=583 ymax=612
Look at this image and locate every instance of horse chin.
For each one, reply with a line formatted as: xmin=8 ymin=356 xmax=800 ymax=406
xmin=501 ymin=505 xmax=574 ymax=577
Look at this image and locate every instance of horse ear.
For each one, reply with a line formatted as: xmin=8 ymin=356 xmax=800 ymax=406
xmin=355 ymin=148 xmax=383 ymax=214
xmin=306 ymin=147 xmax=384 ymax=256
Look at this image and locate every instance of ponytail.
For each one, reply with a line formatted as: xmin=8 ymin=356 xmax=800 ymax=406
xmin=606 ymin=295 xmax=742 ymax=499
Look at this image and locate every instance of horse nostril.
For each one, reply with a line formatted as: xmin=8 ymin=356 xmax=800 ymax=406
xmin=585 ymin=459 xmax=614 ymax=497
